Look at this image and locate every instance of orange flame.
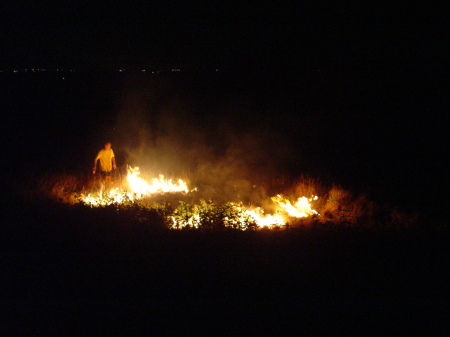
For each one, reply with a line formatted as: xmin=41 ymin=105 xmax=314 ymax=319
xmin=79 ymin=166 xmax=319 ymax=229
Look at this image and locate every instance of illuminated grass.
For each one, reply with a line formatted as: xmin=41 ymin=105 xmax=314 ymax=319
xmin=27 ymin=171 xmax=420 ymax=230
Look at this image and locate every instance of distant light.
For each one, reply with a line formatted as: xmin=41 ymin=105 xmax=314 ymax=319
xmin=142 ymin=69 xmax=146 ymax=72
xmin=13 ymin=70 xmax=18 ymax=73
xmin=62 ymin=77 xmax=66 ymax=80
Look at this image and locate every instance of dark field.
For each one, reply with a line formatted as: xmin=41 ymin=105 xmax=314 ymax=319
xmin=1 ymin=69 xmax=448 ymax=334
xmin=2 ymin=197 xmax=449 ymax=334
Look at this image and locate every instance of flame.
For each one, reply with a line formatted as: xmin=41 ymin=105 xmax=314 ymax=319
xmin=225 ymin=203 xmax=286 ymax=228
xmin=272 ymin=194 xmax=318 ymax=218
xmin=78 ymin=166 xmax=319 ymax=230
xmin=80 ymin=188 xmax=134 ymax=207
xmin=244 ymin=208 xmax=286 ymax=228
xmin=168 ymin=203 xmax=286 ymax=229
xmin=127 ymin=166 xmax=189 ymax=195
xmin=80 ymin=166 xmax=191 ymax=206
xmin=240 ymin=195 xmax=318 ymax=228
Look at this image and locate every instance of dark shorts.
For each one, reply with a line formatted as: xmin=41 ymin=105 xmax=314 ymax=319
xmin=99 ymin=171 xmax=112 ymax=177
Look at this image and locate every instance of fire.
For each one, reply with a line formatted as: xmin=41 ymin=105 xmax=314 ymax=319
xmin=80 ymin=166 xmax=192 ymax=206
xmin=239 ymin=195 xmax=318 ymax=228
xmin=78 ymin=166 xmax=319 ymax=229
xmin=244 ymin=208 xmax=286 ymax=227
xmin=169 ymin=203 xmax=287 ymax=229
xmin=272 ymin=195 xmax=319 ymax=218
xmin=81 ymin=188 xmax=134 ymax=207
xmin=127 ymin=167 xmax=189 ymax=195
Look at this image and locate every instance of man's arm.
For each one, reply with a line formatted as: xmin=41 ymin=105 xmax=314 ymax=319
xmin=112 ymin=156 xmax=117 ymax=169
xmin=93 ymin=153 xmax=100 ymax=171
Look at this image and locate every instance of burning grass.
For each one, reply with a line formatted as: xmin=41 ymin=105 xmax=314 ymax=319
xmin=34 ymin=166 xmax=418 ymax=230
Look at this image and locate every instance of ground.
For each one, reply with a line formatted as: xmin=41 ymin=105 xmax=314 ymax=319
xmin=1 ymin=196 xmax=449 ymax=335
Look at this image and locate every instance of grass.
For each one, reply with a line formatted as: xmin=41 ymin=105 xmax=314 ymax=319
xmin=14 ymin=170 xmax=420 ymax=230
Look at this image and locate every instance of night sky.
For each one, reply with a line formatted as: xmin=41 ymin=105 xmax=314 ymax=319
xmin=2 ymin=2 xmax=445 ymax=69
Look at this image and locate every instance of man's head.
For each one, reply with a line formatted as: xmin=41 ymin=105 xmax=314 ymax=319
xmin=104 ymin=142 xmax=111 ymax=150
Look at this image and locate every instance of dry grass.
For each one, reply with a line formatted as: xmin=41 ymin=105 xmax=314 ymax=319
xmin=22 ymin=171 xmax=420 ymax=229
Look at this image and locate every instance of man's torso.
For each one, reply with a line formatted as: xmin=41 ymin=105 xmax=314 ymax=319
xmin=97 ymin=149 xmax=114 ymax=172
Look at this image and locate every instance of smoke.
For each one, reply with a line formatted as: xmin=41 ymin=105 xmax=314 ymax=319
xmin=109 ymin=73 xmax=295 ymax=204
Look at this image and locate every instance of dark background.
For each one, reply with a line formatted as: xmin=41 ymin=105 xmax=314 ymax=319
xmin=1 ymin=1 xmax=449 ymax=334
